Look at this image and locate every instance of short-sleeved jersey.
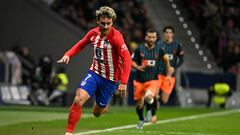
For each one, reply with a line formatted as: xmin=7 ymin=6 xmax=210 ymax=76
xmin=132 ymin=44 xmax=165 ymax=82
xmin=157 ymin=40 xmax=184 ymax=75
xmin=64 ymin=27 xmax=132 ymax=84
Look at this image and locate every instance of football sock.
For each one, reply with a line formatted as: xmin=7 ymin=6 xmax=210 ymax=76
xmin=146 ymin=100 xmax=152 ymax=112
xmin=146 ymin=98 xmax=156 ymax=110
xmin=151 ymin=98 xmax=157 ymax=115
xmin=151 ymin=108 xmax=157 ymax=116
xmin=66 ymin=103 xmax=82 ymax=133
xmin=136 ymin=107 xmax=144 ymax=121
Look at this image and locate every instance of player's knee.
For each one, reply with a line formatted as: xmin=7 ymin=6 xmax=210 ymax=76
xmin=145 ymin=91 xmax=154 ymax=104
xmin=136 ymin=103 xmax=144 ymax=109
xmin=74 ymin=96 xmax=84 ymax=106
xmin=161 ymin=97 xmax=169 ymax=104
xmin=135 ymin=100 xmax=144 ymax=108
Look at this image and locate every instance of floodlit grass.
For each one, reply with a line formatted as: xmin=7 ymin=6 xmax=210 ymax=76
xmin=0 ymin=105 xmax=239 ymax=135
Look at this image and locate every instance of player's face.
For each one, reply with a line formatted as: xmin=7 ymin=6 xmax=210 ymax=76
xmin=163 ymin=29 xmax=174 ymax=43
xmin=98 ymin=17 xmax=113 ymax=36
xmin=145 ymin=32 xmax=157 ymax=46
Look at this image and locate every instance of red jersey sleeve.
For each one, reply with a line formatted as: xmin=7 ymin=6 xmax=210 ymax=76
xmin=64 ymin=31 xmax=92 ymax=58
xmin=115 ymin=33 xmax=132 ymax=84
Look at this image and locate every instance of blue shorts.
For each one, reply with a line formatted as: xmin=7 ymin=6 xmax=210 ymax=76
xmin=78 ymin=70 xmax=118 ymax=108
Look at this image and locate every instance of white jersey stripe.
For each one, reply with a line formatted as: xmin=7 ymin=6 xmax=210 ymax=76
xmin=99 ymin=37 xmax=106 ymax=78
xmin=90 ymin=35 xmax=100 ymax=71
xmin=107 ymin=46 xmax=114 ymax=80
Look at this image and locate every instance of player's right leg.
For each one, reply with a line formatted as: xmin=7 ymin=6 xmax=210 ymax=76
xmin=66 ymin=70 xmax=97 ymax=135
xmin=92 ymin=75 xmax=118 ymax=117
xmin=133 ymin=80 xmax=145 ymax=129
xmin=135 ymin=99 xmax=144 ymax=129
xmin=66 ymin=88 xmax=90 ymax=134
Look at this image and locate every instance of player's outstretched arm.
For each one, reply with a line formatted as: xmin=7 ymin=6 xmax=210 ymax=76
xmin=57 ymin=55 xmax=70 ymax=64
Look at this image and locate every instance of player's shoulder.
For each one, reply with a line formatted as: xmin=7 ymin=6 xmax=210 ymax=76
xmin=111 ymin=27 xmax=123 ymax=38
xmin=133 ymin=44 xmax=143 ymax=53
xmin=137 ymin=44 xmax=145 ymax=50
xmin=173 ymin=40 xmax=182 ymax=46
xmin=156 ymin=40 xmax=164 ymax=46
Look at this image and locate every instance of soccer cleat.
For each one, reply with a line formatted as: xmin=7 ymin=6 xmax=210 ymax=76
xmin=136 ymin=120 xmax=144 ymax=129
xmin=65 ymin=132 xmax=73 ymax=135
xmin=144 ymin=110 xmax=151 ymax=122
xmin=151 ymin=115 xmax=157 ymax=123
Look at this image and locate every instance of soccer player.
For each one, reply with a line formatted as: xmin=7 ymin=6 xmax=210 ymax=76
xmin=145 ymin=25 xmax=184 ymax=123
xmin=132 ymin=29 xmax=172 ymax=129
xmin=57 ymin=6 xmax=132 ymax=135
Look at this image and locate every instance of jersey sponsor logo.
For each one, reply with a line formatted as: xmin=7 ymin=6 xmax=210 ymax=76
xmin=142 ymin=60 xmax=156 ymax=67
xmin=146 ymin=60 xmax=156 ymax=67
xmin=166 ymin=54 xmax=174 ymax=60
xmin=95 ymin=48 xmax=102 ymax=59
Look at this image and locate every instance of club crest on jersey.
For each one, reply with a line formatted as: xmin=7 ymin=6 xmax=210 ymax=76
xmin=103 ymin=40 xmax=110 ymax=48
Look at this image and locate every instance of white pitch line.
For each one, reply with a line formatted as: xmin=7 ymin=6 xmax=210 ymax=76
xmin=74 ymin=109 xmax=240 ymax=135
xmin=116 ymin=130 xmax=220 ymax=135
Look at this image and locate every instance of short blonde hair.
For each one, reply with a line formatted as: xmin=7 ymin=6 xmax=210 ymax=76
xmin=96 ymin=6 xmax=116 ymax=21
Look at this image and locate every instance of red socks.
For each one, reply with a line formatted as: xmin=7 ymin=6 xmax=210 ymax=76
xmin=66 ymin=104 xmax=82 ymax=133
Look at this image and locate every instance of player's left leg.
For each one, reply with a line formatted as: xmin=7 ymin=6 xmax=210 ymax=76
xmin=161 ymin=92 xmax=171 ymax=104
xmin=92 ymin=75 xmax=118 ymax=117
xmin=92 ymin=102 xmax=109 ymax=117
xmin=159 ymin=76 xmax=176 ymax=104
xmin=144 ymin=80 xmax=159 ymax=123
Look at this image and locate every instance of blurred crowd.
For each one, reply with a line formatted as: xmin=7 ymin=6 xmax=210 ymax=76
xmin=183 ymin=0 xmax=240 ymax=74
xmin=47 ymin=0 xmax=153 ymax=46
xmin=0 ymin=46 xmax=68 ymax=106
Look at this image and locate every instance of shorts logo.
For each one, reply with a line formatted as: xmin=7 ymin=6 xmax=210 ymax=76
xmin=99 ymin=102 xmax=106 ymax=106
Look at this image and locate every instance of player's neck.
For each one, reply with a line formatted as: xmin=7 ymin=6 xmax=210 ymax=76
xmin=164 ymin=39 xmax=173 ymax=44
xmin=145 ymin=43 xmax=155 ymax=49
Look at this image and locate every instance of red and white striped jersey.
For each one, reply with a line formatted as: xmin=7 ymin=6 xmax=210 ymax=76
xmin=64 ymin=27 xmax=132 ymax=84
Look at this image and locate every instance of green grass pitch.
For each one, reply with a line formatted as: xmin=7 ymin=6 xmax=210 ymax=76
xmin=0 ymin=105 xmax=239 ymax=135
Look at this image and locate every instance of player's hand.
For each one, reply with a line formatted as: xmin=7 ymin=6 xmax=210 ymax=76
xmin=137 ymin=65 xmax=146 ymax=72
xmin=57 ymin=55 xmax=70 ymax=64
xmin=117 ymin=83 xmax=127 ymax=97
